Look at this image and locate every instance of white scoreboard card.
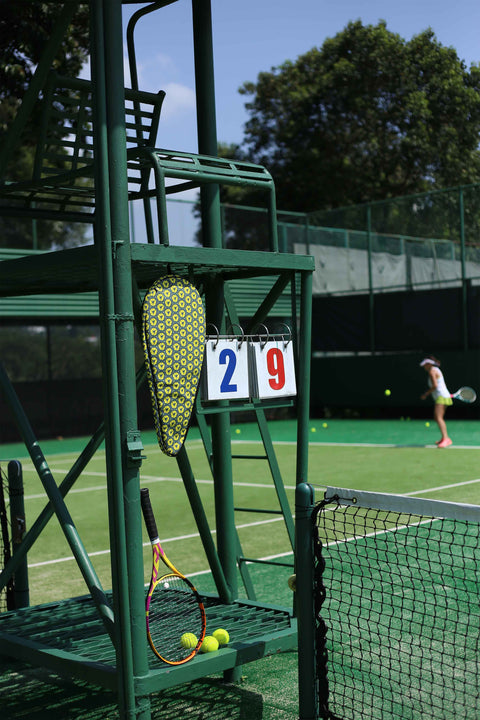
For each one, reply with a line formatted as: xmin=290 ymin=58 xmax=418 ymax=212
xmin=203 ymin=338 xmax=250 ymax=401
xmin=249 ymin=340 xmax=297 ymax=399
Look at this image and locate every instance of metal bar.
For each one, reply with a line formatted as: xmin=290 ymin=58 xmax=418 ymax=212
xmin=194 ymin=409 xmax=254 ymax=600
xmin=0 ymin=630 xmax=117 ymax=690
xmin=325 ymin=485 xmax=480 ymax=522
xmin=197 ymin=399 xmax=294 ymax=415
xmin=7 ymin=461 xmax=29 ymax=609
xmin=193 ymin=0 xmax=237 ymax=618
xmin=207 ymin=281 xmax=236 ymax=605
xmin=295 ymin=270 xmax=313 ymax=488
xmin=295 ymin=482 xmax=317 ymax=720
xmin=0 ymin=361 xmax=115 ymax=640
xmin=239 ymin=556 xmax=294 ymax=568
xmin=236 ymin=533 xmax=257 ymax=600
xmin=0 ymin=367 xmax=146 ymax=587
xmin=231 ymin=455 xmax=268 ymax=460
xmin=0 ymin=205 xmax=94 ymax=223
xmin=245 ymin=273 xmax=291 ymax=333
xmin=99 ymin=0 xmax=150 ymax=717
xmin=234 ymin=507 xmax=283 ymax=515
xmin=125 ymin=2 xmax=172 ymax=246
xmin=255 ymin=408 xmax=295 ymax=549
xmin=366 ymin=204 xmax=375 ymax=352
xmin=176 ymin=446 xmax=230 ymax=600
xmin=459 ymin=187 xmax=468 ymax=351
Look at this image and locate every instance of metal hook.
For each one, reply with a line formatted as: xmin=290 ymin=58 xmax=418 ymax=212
xmin=253 ymin=323 xmax=270 ymax=349
xmin=206 ymin=323 xmax=220 ymax=349
xmin=227 ymin=323 xmax=246 ymax=347
xmin=277 ymin=322 xmax=292 ymax=348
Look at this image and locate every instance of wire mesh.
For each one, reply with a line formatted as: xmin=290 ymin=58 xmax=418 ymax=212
xmin=313 ymin=494 xmax=480 ymax=720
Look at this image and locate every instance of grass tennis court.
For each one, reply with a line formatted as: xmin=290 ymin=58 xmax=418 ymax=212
xmin=1 ymin=418 xmax=480 ymax=606
xmin=1 ymin=418 xmax=480 ymax=718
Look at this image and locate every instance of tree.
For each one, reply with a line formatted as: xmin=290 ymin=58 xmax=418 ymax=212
xmin=231 ymin=21 xmax=480 ymax=213
xmin=0 ymin=2 xmax=90 ymax=249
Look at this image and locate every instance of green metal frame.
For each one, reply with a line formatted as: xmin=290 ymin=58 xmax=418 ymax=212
xmin=0 ymin=2 xmax=314 ymax=718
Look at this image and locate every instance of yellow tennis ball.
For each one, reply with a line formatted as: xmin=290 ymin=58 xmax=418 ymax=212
xmin=322 ymin=422 xmax=328 ymax=428
xmin=287 ymin=574 xmax=296 ymax=592
xmin=310 ymin=427 xmax=316 ymax=433
xmin=180 ymin=632 xmax=198 ymax=649
xmin=235 ymin=428 xmax=241 ymax=434
xmin=200 ymin=635 xmax=219 ymax=653
xmin=385 ymin=389 xmax=391 ymax=396
xmin=212 ymin=628 xmax=230 ymax=645
xmin=425 ymin=422 xmax=430 ymax=427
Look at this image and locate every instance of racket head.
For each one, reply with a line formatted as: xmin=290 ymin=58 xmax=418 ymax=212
xmin=146 ymin=572 xmax=206 ymax=665
xmin=456 ymin=386 xmax=476 ymax=403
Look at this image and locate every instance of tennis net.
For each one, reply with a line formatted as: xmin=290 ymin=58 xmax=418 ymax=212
xmin=312 ymin=487 xmax=480 ymax=720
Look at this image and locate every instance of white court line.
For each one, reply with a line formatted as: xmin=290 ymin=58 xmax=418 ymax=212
xmin=22 ymin=470 xmax=480 ymax=503
xmin=406 ymin=477 xmax=480 ymax=495
xmin=309 ymin=441 xmax=480 ymax=449
xmin=27 ymin=515 xmax=287 ymax=568
xmin=26 ymin=476 xmax=480 ymax=569
xmin=23 ymin=471 xmax=297 ymax=501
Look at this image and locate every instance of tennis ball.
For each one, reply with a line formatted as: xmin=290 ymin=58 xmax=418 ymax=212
xmin=322 ymin=422 xmax=328 ymax=428
xmin=212 ymin=628 xmax=230 ymax=645
xmin=384 ymin=389 xmax=391 ymax=396
xmin=180 ymin=632 xmax=198 ymax=649
xmin=200 ymin=635 xmax=219 ymax=653
xmin=287 ymin=574 xmax=296 ymax=592
xmin=310 ymin=426 xmax=316 ymax=433
xmin=425 ymin=422 xmax=430 ymax=427
xmin=235 ymin=428 xmax=241 ymax=434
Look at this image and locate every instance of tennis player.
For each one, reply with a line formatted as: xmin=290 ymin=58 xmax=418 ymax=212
xmin=420 ymin=356 xmax=453 ymax=448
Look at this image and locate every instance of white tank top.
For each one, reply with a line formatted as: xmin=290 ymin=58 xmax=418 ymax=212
xmin=429 ymin=368 xmax=450 ymax=400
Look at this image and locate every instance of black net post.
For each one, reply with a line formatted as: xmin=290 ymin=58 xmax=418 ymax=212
xmin=295 ymin=482 xmax=317 ymax=720
xmin=8 ymin=460 xmax=29 ymax=609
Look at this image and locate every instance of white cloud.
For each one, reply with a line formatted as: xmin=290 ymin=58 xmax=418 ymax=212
xmin=161 ymin=83 xmax=196 ymax=120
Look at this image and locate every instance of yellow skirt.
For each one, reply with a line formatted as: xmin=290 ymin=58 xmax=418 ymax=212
xmin=435 ymin=396 xmax=453 ymax=406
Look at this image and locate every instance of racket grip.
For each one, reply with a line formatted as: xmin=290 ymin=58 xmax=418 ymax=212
xmin=140 ymin=488 xmax=159 ymax=541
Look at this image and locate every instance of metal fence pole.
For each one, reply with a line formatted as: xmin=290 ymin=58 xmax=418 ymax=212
xmin=367 ymin=204 xmax=375 ymax=353
xmin=459 ymin=187 xmax=468 ymax=350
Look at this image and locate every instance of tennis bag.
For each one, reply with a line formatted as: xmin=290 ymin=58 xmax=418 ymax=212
xmin=142 ymin=275 xmax=206 ymax=457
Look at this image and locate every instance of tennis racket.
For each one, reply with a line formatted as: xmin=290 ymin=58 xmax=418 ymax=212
xmin=450 ymin=386 xmax=477 ymax=403
xmin=140 ymin=487 xmax=206 ymax=664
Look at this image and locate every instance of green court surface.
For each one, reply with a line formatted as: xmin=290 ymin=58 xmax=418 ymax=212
xmin=2 ymin=417 xmax=479 ymax=461
xmin=1 ymin=418 xmax=480 ymax=718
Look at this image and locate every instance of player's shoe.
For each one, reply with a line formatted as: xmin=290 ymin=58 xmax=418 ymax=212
xmin=437 ymin=437 xmax=452 ymax=448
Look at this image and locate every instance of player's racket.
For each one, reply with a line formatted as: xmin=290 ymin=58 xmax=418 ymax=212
xmin=140 ymin=487 xmax=206 ymax=664
xmin=451 ymin=386 xmax=477 ymax=403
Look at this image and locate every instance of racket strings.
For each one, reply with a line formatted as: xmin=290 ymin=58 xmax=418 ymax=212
xmin=146 ymin=573 xmax=205 ymax=663
xmin=460 ymin=387 xmax=476 ymax=402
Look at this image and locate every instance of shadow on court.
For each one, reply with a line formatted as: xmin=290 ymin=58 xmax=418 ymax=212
xmin=0 ymin=651 xmax=298 ymax=719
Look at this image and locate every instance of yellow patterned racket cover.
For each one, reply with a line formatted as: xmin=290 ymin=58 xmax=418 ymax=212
xmin=142 ymin=275 xmax=205 ymax=457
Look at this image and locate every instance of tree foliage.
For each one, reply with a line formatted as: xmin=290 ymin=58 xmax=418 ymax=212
xmin=0 ymin=2 xmax=90 ymax=249
xmin=231 ymin=21 xmax=480 ymax=213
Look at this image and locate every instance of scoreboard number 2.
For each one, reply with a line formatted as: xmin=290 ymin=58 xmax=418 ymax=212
xmin=203 ymin=339 xmax=249 ymax=400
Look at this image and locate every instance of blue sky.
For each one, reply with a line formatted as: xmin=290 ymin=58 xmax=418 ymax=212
xmin=123 ymin=0 xmax=480 ymax=153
